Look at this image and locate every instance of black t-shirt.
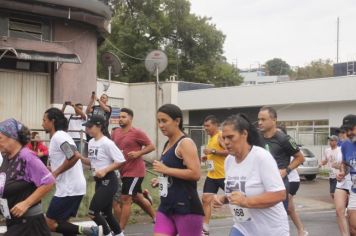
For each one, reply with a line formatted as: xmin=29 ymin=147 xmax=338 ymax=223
xmin=91 ymin=105 xmax=112 ymax=124
xmin=263 ymin=131 xmax=300 ymax=169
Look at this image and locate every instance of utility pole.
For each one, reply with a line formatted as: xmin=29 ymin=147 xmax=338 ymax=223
xmin=336 ymin=17 xmax=340 ymax=63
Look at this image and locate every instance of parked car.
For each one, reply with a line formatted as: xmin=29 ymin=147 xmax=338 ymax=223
xmin=297 ymin=147 xmax=320 ymax=181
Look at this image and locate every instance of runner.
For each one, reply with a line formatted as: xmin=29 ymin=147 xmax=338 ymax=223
xmin=320 ymin=135 xmax=342 ymax=199
xmin=278 ymin=126 xmax=307 ymax=236
xmin=335 ymin=166 xmax=351 ymax=236
xmin=287 ymin=162 xmax=308 ymax=236
xmin=81 ymin=115 xmax=126 ymax=236
xmin=258 ymin=106 xmax=305 ymax=210
xmin=213 ymin=114 xmax=289 ymax=236
xmin=152 ymin=104 xmax=204 ymax=236
xmin=111 ymin=108 xmax=156 ymax=231
xmin=201 ymin=115 xmax=228 ymax=235
xmin=42 ymin=108 xmax=100 ymax=236
xmin=0 ymin=118 xmax=55 ymax=236
xmin=338 ymin=114 xmax=356 ymax=236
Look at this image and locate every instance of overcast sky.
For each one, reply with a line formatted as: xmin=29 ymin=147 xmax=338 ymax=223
xmin=189 ymin=0 xmax=356 ymax=69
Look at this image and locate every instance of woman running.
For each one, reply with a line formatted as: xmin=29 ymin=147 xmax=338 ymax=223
xmin=152 ymin=104 xmax=204 ymax=236
xmin=81 ymin=115 xmax=126 ymax=236
xmin=0 ymin=118 xmax=55 ymax=236
xmin=213 ymin=114 xmax=289 ymax=236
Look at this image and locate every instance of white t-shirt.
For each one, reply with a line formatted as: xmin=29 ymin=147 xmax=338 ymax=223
xmin=49 ymin=131 xmax=86 ymax=197
xmin=337 ymin=174 xmax=351 ymax=190
xmin=224 ymin=146 xmax=289 ymax=236
xmin=323 ymin=147 xmax=342 ymax=179
xmin=67 ymin=115 xmax=86 ymax=140
xmin=288 ymin=157 xmax=300 ymax=183
xmin=88 ymin=136 xmax=125 ymax=170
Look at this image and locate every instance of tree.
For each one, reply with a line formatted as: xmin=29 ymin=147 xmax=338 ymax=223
xmin=291 ymin=59 xmax=333 ymax=80
xmin=98 ymin=0 xmax=242 ymax=86
xmin=264 ymin=58 xmax=291 ymax=75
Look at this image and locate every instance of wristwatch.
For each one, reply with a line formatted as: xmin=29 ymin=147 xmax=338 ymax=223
xmin=286 ymin=167 xmax=292 ymax=175
xmin=211 ymin=149 xmax=217 ymax=154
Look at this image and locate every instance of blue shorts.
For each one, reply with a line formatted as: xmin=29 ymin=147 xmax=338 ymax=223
xmin=229 ymin=227 xmax=245 ymax=236
xmin=46 ymin=195 xmax=83 ymax=221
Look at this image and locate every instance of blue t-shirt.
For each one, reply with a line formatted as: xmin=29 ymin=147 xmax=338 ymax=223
xmin=341 ymin=140 xmax=356 ymax=193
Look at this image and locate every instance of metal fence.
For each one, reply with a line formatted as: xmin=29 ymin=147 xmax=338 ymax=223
xmin=29 ymin=129 xmax=88 ymax=156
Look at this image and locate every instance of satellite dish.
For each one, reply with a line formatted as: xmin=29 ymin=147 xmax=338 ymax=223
xmin=101 ymin=51 xmax=122 ymax=77
xmin=145 ymin=50 xmax=168 ymax=74
xmin=100 ymin=51 xmax=122 ymax=91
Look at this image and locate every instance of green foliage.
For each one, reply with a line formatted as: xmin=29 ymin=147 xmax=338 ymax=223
xmin=98 ymin=0 xmax=242 ymax=86
xmin=290 ymin=59 xmax=333 ymax=80
xmin=264 ymin=58 xmax=291 ymax=76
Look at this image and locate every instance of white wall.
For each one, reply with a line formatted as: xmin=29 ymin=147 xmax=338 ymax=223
xmin=178 ymin=76 xmax=356 ymax=111
xmin=96 ymin=79 xmax=130 ymax=107
xmin=275 ymin=101 xmax=356 ymax=127
xmin=99 ymin=80 xmax=179 ymax=160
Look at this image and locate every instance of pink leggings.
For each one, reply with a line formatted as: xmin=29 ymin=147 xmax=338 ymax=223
xmin=153 ymin=211 xmax=203 ymax=236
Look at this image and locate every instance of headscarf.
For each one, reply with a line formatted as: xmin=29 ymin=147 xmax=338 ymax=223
xmin=0 ymin=118 xmax=23 ymax=141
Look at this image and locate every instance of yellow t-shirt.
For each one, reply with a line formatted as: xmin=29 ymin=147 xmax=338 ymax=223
xmin=206 ymin=131 xmax=226 ymax=179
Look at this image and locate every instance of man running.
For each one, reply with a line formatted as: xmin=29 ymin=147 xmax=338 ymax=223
xmin=338 ymin=114 xmax=356 ymax=236
xmin=42 ymin=108 xmax=102 ymax=236
xmin=258 ymin=106 xmax=305 ymax=210
xmin=111 ymin=108 xmax=156 ymax=231
xmin=201 ymin=115 xmax=228 ymax=235
xmin=321 ymin=135 xmax=342 ymax=199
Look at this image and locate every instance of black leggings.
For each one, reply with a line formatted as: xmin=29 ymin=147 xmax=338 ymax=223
xmin=89 ymin=171 xmax=121 ymax=235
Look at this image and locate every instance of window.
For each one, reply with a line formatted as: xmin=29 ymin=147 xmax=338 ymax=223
xmin=278 ymin=120 xmax=329 ymax=146
xmin=7 ymin=16 xmax=50 ymax=41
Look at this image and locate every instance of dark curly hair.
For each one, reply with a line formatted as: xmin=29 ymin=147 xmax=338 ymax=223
xmin=45 ymin=108 xmax=68 ymax=131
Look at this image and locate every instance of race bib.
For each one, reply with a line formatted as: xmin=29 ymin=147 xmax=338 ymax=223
xmin=206 ymin=160 xmax=215 ymax=171
xmin=229 ymin=204 xmax=251 ymax=222
xmin=0 ymin=173 xmax=6 ymax=197
xmin=0 ymin=198 xmax=11 ymax=219
xmin=158 ymin=176 xmax=168 ymax=197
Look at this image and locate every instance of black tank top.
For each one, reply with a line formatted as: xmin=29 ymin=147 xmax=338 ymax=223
xmin=158 ymin=136 xmax=204 ymax=215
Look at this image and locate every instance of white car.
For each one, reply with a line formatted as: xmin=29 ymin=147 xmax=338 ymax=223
xmin=297 ymin=147 xmax=319 ymax=181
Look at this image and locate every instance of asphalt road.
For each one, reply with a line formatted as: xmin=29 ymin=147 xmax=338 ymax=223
xmin=122 ymin=210 xmax=339 ymax=236
xmin=115 ymin=178 xmax=341 ymax=236
xmin=0 ymin=178 xmax=341 ymax=235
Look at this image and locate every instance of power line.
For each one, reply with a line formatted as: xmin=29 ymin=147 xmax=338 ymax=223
xmin=104 ymin=38 xmax=146 ymax=61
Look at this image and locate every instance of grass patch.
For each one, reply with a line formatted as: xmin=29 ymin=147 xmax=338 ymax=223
xmin=318 ymin=168 xmax=329 ymax=177
xmin=42 ymin=168 xmax=160 ymax=222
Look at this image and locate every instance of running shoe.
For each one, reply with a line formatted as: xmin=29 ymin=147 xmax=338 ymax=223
xmin=89 ymin=225 xmax=103 ymax=236
xmin=143 ymin=189 xmax=153 ymax=205
xmin=202 ymin=229 xmax=209 ymax=235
